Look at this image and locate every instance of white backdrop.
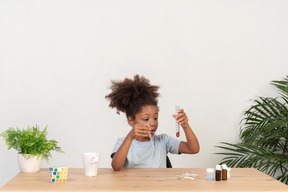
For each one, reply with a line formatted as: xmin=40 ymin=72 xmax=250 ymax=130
xmin=1 ymin=0 xmax=288 ymax=187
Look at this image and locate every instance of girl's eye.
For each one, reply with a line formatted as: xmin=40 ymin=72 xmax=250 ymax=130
xmin=154 ymin=118 xmax=158 ymax=120
xmin=144 ymin=119 xmax=149 ymax=122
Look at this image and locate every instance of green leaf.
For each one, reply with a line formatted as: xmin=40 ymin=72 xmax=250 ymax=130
xmin=0 ymin=125 xmax=64 ymax=163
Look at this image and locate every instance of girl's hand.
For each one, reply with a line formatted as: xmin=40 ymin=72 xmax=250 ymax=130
xmin=172 ymin=109 xmax=189 ymax=129
xmin=128 ymin=124 xmax=149 ymax=139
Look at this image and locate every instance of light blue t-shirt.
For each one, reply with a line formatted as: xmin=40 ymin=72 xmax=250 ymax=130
xmin=111 ymin=134 xmax=181 ymax=168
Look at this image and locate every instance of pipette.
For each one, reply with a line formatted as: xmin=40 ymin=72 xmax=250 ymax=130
xmin=175 ymin=106 xmax=180 ymax=137
xmin=147 ymin=124 xmax=155 ymax=151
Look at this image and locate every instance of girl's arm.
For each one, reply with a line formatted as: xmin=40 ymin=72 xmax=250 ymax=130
xmin=111 ymin=124 xmax=149 ymax=171
xmin=111 ymin=134 xmax=133 ymax=171
xmin=173 ymin=109 xmax=200 ymax=154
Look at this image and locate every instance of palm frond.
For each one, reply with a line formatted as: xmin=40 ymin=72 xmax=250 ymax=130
xmin=240 ymin=97 xmax=288 ymax=147
xmin=216 ymin=76 xmax=288 ymax=185
xmin=271 ymin=75 xmax=288 ymax=100
xmin=216 ymin=142 xmax=288 ymax=184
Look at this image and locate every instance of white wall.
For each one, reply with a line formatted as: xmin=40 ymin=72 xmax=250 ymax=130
xmin=1 ymin=0 xmax=288 ymax=187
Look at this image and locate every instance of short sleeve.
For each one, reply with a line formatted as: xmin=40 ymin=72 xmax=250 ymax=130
xmin=164 ymin=134 xmax=181 ymax=154
xmin=112 ymin=138 xmax=125 ymax=154
xmin=111 ymin=137 xmax=128 ymax=167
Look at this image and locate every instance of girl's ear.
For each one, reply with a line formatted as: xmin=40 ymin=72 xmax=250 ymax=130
xmin=127 ymin=116 xmax=134 ymax=127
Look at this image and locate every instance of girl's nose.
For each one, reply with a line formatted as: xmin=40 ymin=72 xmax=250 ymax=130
xmin=149 ymin=120 xmax=156 ymax=127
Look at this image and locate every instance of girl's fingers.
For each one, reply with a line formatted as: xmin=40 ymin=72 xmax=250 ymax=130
xmin=173 ymin=109 xmax=189 ymax=127
xmin=176 ymin=114 xmax=188 ymax=126
xmin=176 ymin=113 xmax=187 ymax=121
xmin=175 ymin=109 xmax=185 ymax=117
xmin=134 ymin=125 xmax=149 ymax=137
xmin=137 ymin=130 xmax=149 ymax=135
xmin=136 ymin=133 xmax=148 ymax=137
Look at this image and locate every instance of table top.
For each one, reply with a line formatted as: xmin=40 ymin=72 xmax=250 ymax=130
xmin=1 ymin=168 xmax=288 ymax=192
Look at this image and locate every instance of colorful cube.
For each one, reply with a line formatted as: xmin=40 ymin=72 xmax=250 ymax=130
xmin=49 ymin=166 xmax=68 ymax=183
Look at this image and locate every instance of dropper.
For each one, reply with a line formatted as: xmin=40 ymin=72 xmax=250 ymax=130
xmin=147 ymin=124 xmax=155 ymax=151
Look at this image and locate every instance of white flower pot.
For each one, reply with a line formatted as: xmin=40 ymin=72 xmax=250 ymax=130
xmin=18 ymin=154 xmax=42 ymax=172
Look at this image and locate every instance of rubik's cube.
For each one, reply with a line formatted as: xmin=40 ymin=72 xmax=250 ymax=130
xmin=49 ymin=166 xmax=68 ymax=183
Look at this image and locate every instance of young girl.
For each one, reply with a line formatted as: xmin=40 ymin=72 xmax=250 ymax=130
xmin=105 ymin=75 xmax=200 ymax=171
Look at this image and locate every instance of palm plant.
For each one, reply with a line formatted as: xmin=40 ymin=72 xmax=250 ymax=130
xmin=216 ymin=75 xmax=288 ymax=184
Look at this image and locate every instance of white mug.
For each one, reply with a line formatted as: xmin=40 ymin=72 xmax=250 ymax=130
xmin=82 ymin=152 xmax=100 ymax=176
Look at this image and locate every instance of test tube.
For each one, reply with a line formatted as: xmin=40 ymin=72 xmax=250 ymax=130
xmin=175 ymin=106 xmax=180 ymax=137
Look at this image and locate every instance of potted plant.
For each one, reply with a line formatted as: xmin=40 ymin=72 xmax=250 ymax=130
xmin=216 ymin=75 xmax=288 ymax=184
xmin=0 ymin=125 xmax=64 ymax=172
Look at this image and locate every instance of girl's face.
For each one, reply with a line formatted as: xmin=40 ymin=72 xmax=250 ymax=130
xmin=131 ymin=104 xmax=159 ymax=136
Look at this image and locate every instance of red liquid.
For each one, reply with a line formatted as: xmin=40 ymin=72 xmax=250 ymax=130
xmin=176 ymin=132 xmax=180 ymax=137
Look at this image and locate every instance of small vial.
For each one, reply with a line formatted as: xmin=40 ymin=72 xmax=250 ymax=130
xmin=227 ymin=167 xmax=231 ymax=179
xmin=215 ymin=165 xmax=222 ymax=181
xmin=221 ymin=164 xmax=227 ymax=180
xmin=206 ymin=168 xmax=214 ymax=181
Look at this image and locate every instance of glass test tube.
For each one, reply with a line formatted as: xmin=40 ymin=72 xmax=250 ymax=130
xmin=175 ymin=106 xmax=180 ymax=137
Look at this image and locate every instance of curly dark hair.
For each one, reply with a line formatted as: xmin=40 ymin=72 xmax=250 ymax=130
xmin=105 ymin=75 xmax=160 ymax=119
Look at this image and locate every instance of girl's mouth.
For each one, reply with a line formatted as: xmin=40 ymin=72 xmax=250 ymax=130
xmin=150 ymin=130 xmax=156 ymax=134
